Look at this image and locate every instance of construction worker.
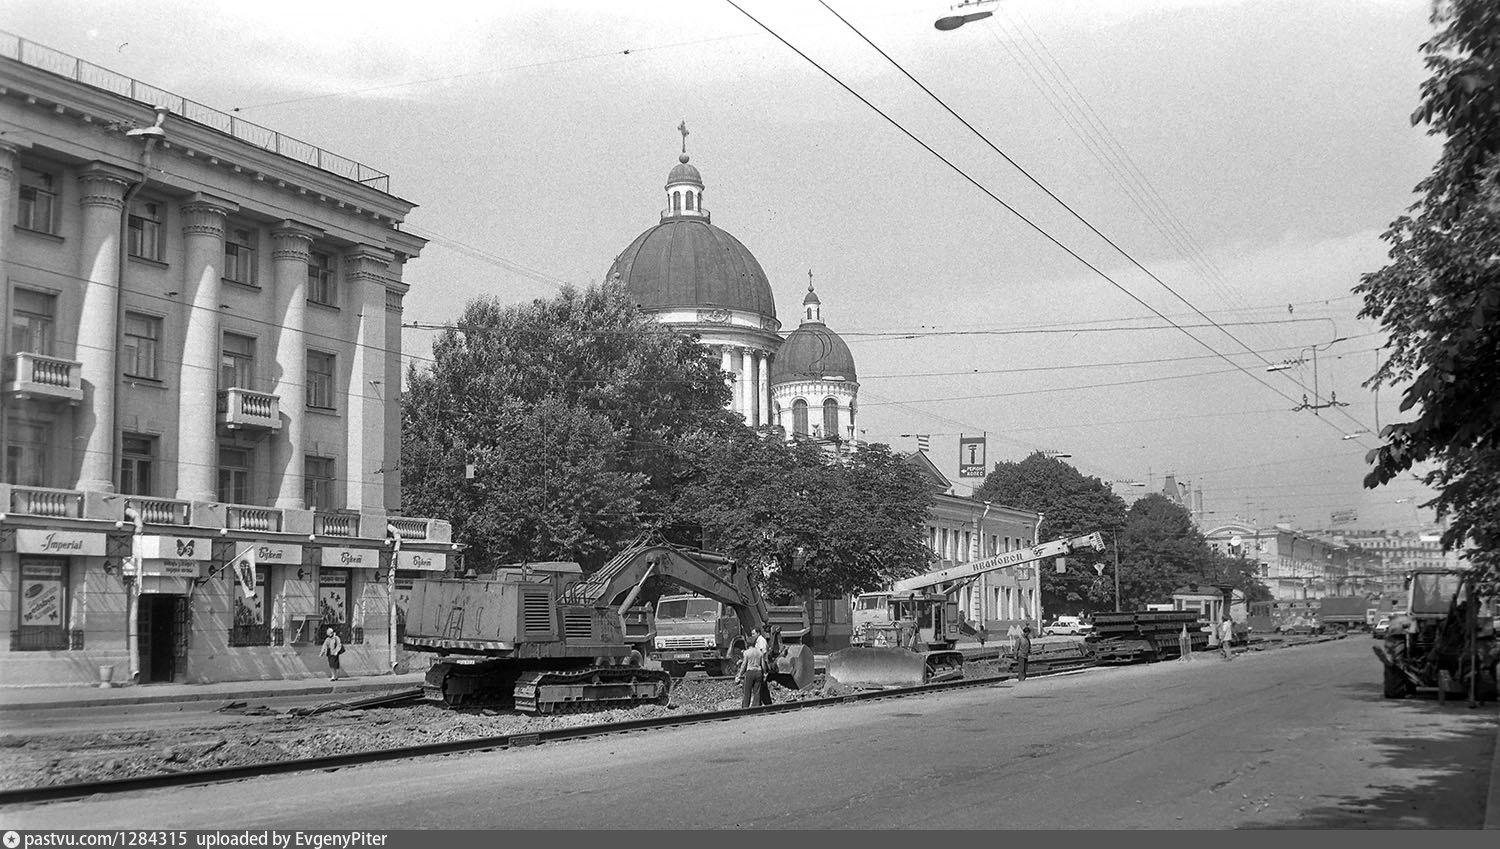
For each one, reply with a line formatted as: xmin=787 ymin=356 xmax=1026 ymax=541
xmin=736 ymin=638 xmax=767 ymax=707
xmin=1218 ymin=616 xmax=1235 ymax=660
xmin=1014 ymin=626 xmax=1033 ymax=682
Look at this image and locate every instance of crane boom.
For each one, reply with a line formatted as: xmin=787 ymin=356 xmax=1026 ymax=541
xmin=891 ymin=532 xmax=1107 ymax=593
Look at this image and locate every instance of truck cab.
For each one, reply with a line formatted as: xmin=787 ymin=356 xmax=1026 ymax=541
xmin=649 ymin=594 xmax=743 ymax=677
xmin=851 ymin=591 xmax=894 ymax=646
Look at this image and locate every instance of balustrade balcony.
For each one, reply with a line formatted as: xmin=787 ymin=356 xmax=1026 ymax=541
xmin=6 ymin=352 xmax=83 ymax=405
xmin=217 ymin=388 xmax=281 ymax=432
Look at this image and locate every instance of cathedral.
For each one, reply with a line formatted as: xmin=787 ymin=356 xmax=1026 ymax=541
xmin=606 ymin=135 xmax=859 ymax=442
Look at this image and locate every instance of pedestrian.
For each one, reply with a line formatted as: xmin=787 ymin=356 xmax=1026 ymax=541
xmin=751 ymin=627 xmax=769 ymax=654
xmin=319 ymin=626 xmax=345 ymax=681
xmin=736 ymin=638 xmax=767 ymax=707
xmin=1218 ymin=616 xmax=1235 ymax=660
xmin=1014 ymin=625 xmax=1033 ymax=682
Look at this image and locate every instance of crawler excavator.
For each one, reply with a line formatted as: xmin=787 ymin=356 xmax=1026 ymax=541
xmin=402 ymin=535 xmax=816 ymax=713
xmin=828 ymin=532 xmax=1107 ymax=688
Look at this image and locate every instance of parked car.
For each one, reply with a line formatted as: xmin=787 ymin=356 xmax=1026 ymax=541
xmin=1044 ymin=615 xmax=1093 ymax=637
xmin=1373 ymin=616 xmax=1392 ymax=639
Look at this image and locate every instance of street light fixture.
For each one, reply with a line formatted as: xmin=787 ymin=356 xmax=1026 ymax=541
xmin=1341 ymin=431 xmax=1370 ymax=440
xmin=936 ymin=0 xmax=999 ymax=30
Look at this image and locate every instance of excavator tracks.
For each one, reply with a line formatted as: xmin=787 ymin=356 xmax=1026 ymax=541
xmin=513 ymin=667 xmax=672 ymax=714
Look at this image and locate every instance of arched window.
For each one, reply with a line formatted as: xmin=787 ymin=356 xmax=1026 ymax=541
xmin=672 ymin=191 xmax=682 ymax=212
xmin=823 ymin=398 xmax=839 ymax=440
xmin=686 ymin=191 xmax=695 ymax=211
xmin=792 ymin=399 xmax=809 ymax=436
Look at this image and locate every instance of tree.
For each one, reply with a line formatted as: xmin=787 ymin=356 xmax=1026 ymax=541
xmin=1355 ymin=0 xmax=1500 ymax=578
xmin=973 ymin=452 xmax=1127 ymax=612
xmin=401 ymin=282 xmax=737 ymax=567
xmin=668 ymin=433 xmax=935 ymax=623
xmin=1115 ymin=495 xmax=1221 ymax=609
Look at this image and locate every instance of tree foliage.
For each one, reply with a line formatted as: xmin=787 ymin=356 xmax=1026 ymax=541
xmin=401 ymin=282 xmax=737 ymax=568
xmin=1114 ymin=495 xmax=1269 ymax=610
xmin=973 ymin=452 xmax=1127 ymax=611
xmin=668 ymin=433 xmax=935 ymax=609
xmin=1355 ymin=0 xmax=1500 ymax=577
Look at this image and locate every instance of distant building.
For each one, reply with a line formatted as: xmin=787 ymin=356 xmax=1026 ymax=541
xmin=1202 ymin=523 xmax=1363 ymax=600
xmin=1 ymin=34 xmax=453 ymax=687
xmin=1328 ymin=528 xmax=1466 ymax=596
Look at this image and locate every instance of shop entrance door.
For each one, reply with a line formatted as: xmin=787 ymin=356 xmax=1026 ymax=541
xmin=138 ymin=595 xmax=183 ymax=682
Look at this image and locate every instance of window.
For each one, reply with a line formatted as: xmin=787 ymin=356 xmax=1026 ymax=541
xmin=319 ymin=569 xmax=352 ymax=643
xmin=306 ymin=350 xmax=336 ymax=409
xmin=220 ymin=333 xmax=255 ymax=391
xmin=9 ymin=288 xmax=57 ymax=355
xmin=119 ymin=434 xmax=155 ymax=496
xmin=14 ymin=558 xmax=70 ymax=651
xmin=304 ymin=455 xmax=337 ymax=511
xmin=792 ymin=398 xmax=808 ymax=436
xmin=307 ymin=251 xmax=336 ymax=306
xmin=224 ymin=226 xmax=258 ymax=285
xmin=4 ymin=420 xmax=50 ymax=486
xmin=127 ymin=201 xmax=164 ymax=261
xmin=17 ymin=167 xmax=59 ymax=235
xmin=229 ymin=567 xmax=268 ymax=647
xmin=217 ymin=445 xmax=251 ymax=505
xmin=122 ymin=313 xmax=161 ymax=380
xmin=822 ymin=398 xmax=839 ymax=441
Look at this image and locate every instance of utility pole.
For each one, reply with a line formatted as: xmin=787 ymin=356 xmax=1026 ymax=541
xmin=1113 ymin=533 xmax=1122 ymax=613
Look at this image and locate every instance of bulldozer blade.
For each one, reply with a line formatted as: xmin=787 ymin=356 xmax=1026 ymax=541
xmin=826 ymin=647 xmax=929 ymax=688
xmin=770 ymin=643 xmax=816 ymax=690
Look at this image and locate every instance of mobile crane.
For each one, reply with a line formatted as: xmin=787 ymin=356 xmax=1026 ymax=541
xmin=403 ymin=535 xmax=815 ymax=713
xmin=829 ymin=532 xmax=1108 ymax=687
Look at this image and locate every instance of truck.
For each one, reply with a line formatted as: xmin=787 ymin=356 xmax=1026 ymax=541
xmin=1373 ymin=568 xmax=1498 ymax=704
xmin=1316 ymin=596 xmax=1375 ymax=634
xmin=402 ymin=535 xmax=816 ymax=713
xmin=649 ymin=593 xmax=809 ymax=677
xmin=829 ymin=532 xmax=1108 ymax=687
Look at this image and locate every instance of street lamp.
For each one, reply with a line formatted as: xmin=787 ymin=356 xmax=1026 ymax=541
xmin=1265 ymin=335 xmax=1349 ymax=416
xmin=1341 ymin=431 xmax=1370 ymax=440
xmin=936 ymin=0 xmax=999 ymax=31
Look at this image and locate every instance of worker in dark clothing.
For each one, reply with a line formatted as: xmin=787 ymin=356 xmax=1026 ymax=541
xmin=1015 ymin=626 xmax=1033 ymax=682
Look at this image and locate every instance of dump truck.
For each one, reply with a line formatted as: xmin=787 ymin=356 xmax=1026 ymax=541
xmin=828 ymin=532 xmax=1108 ymax=687
xmin=1316 ymin=596 xmax=1375 ymax=635
xmin=403 ymin=535 xmax=815 ymax=712
xmin=1372 ymin=568 xmax=1497 ymax=704
xmin=649 ymin=593 xmax=809 ymax=677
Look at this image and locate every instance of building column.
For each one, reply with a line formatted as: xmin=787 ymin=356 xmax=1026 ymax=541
xmin=719 ymin=346 xmax=733 ymax=410
xmin=0 ymin=145 xmax=18 ymax=285
xmin=739 ymin=347 xmax=752 ymax=423
xmin=757 ymin=352 xmax=771 ymax=427
xmin=74 ymin=165 xmax=137 ymax=491
xmin=175 ymin=195 xmax=238 ymax=502
xmin=270 ymin=223 xmax=319 ymax=509
xmin=346 ymin=247 xmax=394 ymax=511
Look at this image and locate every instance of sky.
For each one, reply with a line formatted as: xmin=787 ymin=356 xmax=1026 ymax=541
xmin=8 ymin=0 xmax=1451 ymax=534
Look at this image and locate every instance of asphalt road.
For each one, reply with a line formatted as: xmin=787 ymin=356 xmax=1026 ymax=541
xmin=2 ymin=638 xmax=1495 ymax=829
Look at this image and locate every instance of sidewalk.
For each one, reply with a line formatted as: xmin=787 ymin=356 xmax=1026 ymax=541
xmin=0 ymin=671 xmax=429 ymax=712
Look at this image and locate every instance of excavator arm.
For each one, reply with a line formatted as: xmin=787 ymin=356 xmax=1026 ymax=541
xmin=564 ymin=539 xmax=816 ymax=689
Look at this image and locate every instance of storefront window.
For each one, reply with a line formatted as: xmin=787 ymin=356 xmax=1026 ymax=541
xmin=14 ymin=558 xmax=69 ymax=651
xmin=229 ymin=568 xmax=268 ymax=647
xmin=394 ymin=575 xmax=415 ymax=644
xmin=319 ymin=569 xmax=351 ymax=643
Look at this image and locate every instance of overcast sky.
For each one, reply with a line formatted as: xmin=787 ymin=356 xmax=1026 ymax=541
xmin=10 ymin=0 xmax=1448 ymax=533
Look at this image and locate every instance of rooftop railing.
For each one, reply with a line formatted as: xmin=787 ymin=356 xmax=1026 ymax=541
xmin=0 ymin=30 xmax=391 ymax=193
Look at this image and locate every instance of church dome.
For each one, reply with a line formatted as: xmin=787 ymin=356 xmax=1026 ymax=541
xmin=607 ymin=150 xmax=776 ymax=319
xmin=772 ymin=323 xmax=857 ymax=384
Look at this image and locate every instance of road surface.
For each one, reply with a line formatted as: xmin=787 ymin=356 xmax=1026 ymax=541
xmin=2 ymin=638 xmax=1495 ymax=829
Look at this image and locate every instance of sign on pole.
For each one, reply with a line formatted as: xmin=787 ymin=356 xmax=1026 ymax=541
xmin=958 ymin=435 xmax=986 ymax=478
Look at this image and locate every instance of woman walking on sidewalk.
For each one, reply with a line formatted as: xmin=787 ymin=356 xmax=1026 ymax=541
xmin=319 ymin=627 xmax=345 ymax=681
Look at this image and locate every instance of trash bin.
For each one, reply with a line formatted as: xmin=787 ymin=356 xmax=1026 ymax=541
xmin=98 ymin=665 xmax=115 ymax=688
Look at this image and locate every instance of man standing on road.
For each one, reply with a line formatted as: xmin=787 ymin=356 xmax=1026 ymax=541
xmin=1014 ymin=625 xmax=1033 ymax=682
xmin=736 ymin=638 xmax=767 ymax=707
xmin=1219 ymin=616 xmax=1235 ymax=660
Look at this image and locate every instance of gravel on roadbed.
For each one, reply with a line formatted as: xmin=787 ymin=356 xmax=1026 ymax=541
xmin=0 ymin=666 xmax=989 ymax=791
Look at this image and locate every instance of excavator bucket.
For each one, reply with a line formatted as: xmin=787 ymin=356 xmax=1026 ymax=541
xmin=769 ymin=643 xmax=816 ymax=690
xmin=826 ymin=646 xmax=929 ymax=688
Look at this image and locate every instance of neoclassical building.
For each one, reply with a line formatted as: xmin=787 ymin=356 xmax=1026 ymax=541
xmin=606 ymin=142 xmax=859 ymax=441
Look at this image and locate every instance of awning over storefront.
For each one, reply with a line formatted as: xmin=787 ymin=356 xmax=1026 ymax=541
xmin=16 ymin=529 xmax=106 ymax=556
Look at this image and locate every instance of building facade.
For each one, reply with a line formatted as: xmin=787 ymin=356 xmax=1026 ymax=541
xmin=1 ymin=35 xmax=454 ymax=687
xmin=1203 ymin=522 xmax=1359 ymax=601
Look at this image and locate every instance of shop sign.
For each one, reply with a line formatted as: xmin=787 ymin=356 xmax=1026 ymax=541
xmin=250 ymin=543 xmax=302 ymax=565
xmin=134 ymin=535 xmax=212 ymax=561
xmin=129 ymin=559 xmax=203 ymax=578
xmin=320 ymin=547 xmax=376 ymax=569
xmin=396 ymin=551 xmax=447 ymax=572
xmin=16 ymin=529 xmax=106 ymax=556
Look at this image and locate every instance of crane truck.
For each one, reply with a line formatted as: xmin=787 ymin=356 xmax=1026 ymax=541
xmin=402 ymin=535 xmax=816 ymax=713
xmin=829 ymin=532 xmax=1108 ymax=687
